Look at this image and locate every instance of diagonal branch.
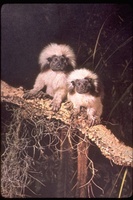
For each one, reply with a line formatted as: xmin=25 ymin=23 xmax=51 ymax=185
xmin=1 ymin=80 xmax=133 ymax=167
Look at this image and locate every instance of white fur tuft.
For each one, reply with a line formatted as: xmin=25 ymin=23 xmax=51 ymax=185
xmin=39 ymin=43 xmax=76 ymax=70
xmin=67 ymin=68 xmax=98 ymax=84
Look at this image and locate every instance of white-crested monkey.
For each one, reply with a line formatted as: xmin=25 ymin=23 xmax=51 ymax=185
xmin=67 ymin=68 xmax=104 ymax=126
xmin=24 ymin=43 xmax=76 ymax=111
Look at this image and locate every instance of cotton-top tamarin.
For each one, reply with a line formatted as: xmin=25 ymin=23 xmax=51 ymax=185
xmin=67 ymin=68 xmax=104 ymax=126
xmin=23 ymin=43 xmax=76 ymax=111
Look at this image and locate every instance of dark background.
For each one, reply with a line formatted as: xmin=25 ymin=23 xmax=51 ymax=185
xmin=1 ymin=4 xmax=133 ymax=197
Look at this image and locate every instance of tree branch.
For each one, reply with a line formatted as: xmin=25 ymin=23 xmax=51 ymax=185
xmin=1 ymin=80 xmax=133 ymax=167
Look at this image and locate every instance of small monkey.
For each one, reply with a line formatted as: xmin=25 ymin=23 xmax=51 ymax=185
xmin=23 ymin=43 xmax=76 ymax=111
xmin=67 ymin=68 xmax=104 ymax=126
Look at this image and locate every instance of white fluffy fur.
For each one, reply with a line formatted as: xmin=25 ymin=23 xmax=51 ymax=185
xmin=39 ymin=43 xmax=76 ymax=70
xmin=24 ymin=43 xmax=76 ymax=111
xmin=67 ymin=68 xmax=103 ymax=125
xmin=67 ymin=68 xmax=98 ymax=83
xmin=33 ymin=70 xmax=67 ymax=97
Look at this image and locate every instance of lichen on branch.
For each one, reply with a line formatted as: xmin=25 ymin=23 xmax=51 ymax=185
xmin=1 ymin=80 xmax=133 ymax=168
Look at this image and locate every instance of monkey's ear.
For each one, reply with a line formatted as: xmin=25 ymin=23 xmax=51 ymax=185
xmin=47 ymin=55 xmax=56 ymax=62
xmin=47 ymin=57 xmax=52 ymax=62
xmin=40 ymin=57 xmax=53 ymax=72
xmin=71 ymin=81 xmax=75 ymax=86
xmin=40 ymin=62 xmax=50 ymax=72
xmin=68 ymin=81 xmax=75 ymax=94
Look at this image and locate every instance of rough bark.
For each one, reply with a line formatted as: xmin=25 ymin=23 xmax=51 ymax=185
xmin=1 ymin=80 xmax=133 ymax=168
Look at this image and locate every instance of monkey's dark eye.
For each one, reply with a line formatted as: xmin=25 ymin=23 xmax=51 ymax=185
xmin=53 ymin=57 xmax=59 ymax=62
xmin=85 ymin=77 xmax=92 ymax=83
xmin=47 ymin=57 xmax=52 ymax=62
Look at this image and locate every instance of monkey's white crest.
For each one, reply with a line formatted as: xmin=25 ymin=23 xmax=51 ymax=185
xmin=39 ymin=43 xmax=76 ymax=70
xmin=67 ymin=68 xmax=98 ymax=83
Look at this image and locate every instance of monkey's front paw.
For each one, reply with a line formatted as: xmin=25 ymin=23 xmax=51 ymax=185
xmin=50 ymin=101 xmax=61 ymax=112
xmin=35 ymin=91 xmax=52 ymax=99
xmin=88 ymin=116 xmax=101 ymax=127
xmin=23 ymin=91 xmax=34 ymax=99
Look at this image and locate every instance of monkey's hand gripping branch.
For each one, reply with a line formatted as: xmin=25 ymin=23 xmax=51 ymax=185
xmin=1 ymin=80 xmax=133 ymax=167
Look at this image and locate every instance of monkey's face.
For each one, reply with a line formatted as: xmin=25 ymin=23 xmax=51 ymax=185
xmin=47 ymin=55 xmax=69 ymax=71
xmin=72 ymin=77 xmax=93 ymax=94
